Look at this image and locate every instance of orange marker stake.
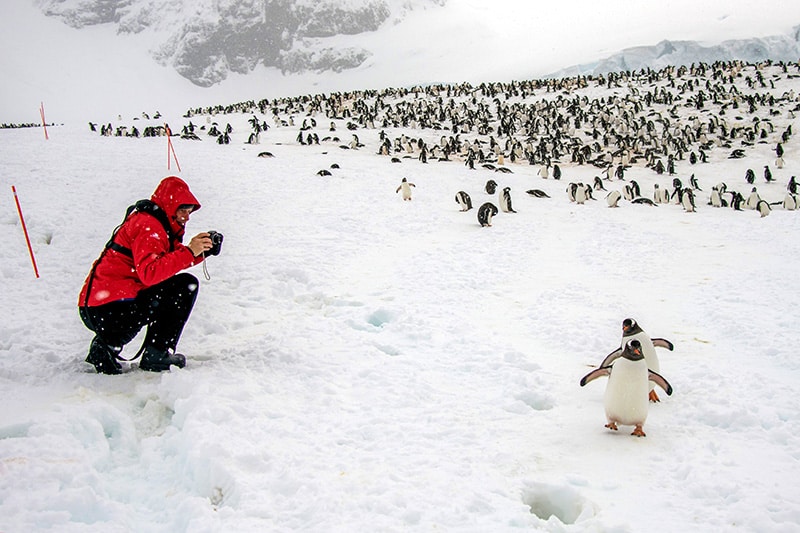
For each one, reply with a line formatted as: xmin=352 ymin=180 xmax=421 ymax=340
xmin=40 ymin=102 xmax=49 ymax=140
xmin=166 ymin=125 xmax=181 ymax=172
xmin=12 ymin=186 xmax=40 ymax=278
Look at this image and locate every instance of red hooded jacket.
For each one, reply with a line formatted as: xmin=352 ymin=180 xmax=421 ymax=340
xmin=79 ymin=176 xmax=205 ymax=307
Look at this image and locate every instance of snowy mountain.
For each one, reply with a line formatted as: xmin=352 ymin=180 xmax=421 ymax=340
xmin=5 ymin=1 xmax=800 ymax=125
xmin=34 ymin=0 xmax=446 ymax=87
xmin=551 ymin=26 xmax=800 ymax=78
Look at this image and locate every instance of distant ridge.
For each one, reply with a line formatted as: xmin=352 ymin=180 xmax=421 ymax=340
xmin=548 ymin=24 xmax=800 ymax=78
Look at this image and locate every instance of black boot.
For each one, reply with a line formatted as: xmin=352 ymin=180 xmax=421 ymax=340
xmin=85 ymin=337 xmax=122 ymax=375
xmin=140 ymin=346 xmax=186 ymax=372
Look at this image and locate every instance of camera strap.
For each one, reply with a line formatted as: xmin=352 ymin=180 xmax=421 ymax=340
xmin=201 ymin=253 xmax=212 ymax=280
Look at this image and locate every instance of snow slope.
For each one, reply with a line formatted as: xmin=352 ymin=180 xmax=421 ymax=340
xmin=1 ymin=59 xmax=800 ymax=531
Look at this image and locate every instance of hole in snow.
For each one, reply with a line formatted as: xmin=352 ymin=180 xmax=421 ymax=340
xmin=367 ymin=308 xmax=393 ymax=328
xmin=522 ymin=482 xmax=595 ymax=524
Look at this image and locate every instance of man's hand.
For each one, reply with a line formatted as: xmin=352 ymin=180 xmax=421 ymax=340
xmin=188 ymin=233 xmax=213 ymax=257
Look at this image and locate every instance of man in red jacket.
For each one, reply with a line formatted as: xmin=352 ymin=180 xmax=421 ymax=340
xmin=78 ymin=176 xmax=218 ymax=374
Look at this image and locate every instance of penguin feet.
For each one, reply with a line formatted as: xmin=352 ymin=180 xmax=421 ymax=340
xmin=649 ymin=390 xmax=661 ymax=403
xmin=604 ymin=422 xmax=619 ymax=431
xmin=631 ymin=425 xmax=646 ymax=437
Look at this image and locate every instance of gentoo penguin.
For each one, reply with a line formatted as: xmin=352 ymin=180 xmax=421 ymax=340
xmin=606 ymin=190 xmax=622 ymax=208
xmin=538 ymin=165 xmax=550 ymax=179
xmin=593 ymin=176 xmax=606 ymax=191
xmin=574 ymin=183 xmax=588 ymax=205
xmin=623 ymin=184 xmax=634 ymax=201
xmin=756 ymin=199 xmax=771 ymax=218
xmin=601 ymin=318 xmax=674 ymax=402
xmin=788 ymin=176 xmax=799 ymax=195
xmin=764 ymin=166 xmax=775 ymax=183
xmin=477 ymin=202 xmax=498 ymax=227
xmin=455 ymin=191 xmax=473 ymax=211
xmin=526 ymin=189 xmax=550 ymax=198
xmin=395 ymin=177 xmax=416 ymax=201
xmin=499 ymin=187 xmax=517 ymax=213
xmin=580 ymin=340 xmax=673 ymax=437
xmin=782 ymin=193 xmax=798 ymax=211
xmin=681 ymin=188 xmax=696 ymax=212
xmin=485 ymin=179 xmax=498 ymax=195
xmin=709 ymin=187 xmax=723 ymax=207
xmin=746 ymin=187 xmax=761 ymax=210
xmin=631 ymin=197 xmax=657 ymax=206
xmin=566 ymin=183 xmax=578 ymax=202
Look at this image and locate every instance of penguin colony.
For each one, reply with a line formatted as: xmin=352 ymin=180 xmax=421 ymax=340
xmin=96 ymin=59 xmax=800 ymax=227
xmin=92 ymin=61 xmax=800 ymax=435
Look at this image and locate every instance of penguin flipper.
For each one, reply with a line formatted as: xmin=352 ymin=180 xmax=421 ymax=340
xmin=600 ymin=348 xmax=623 ymax=368
xmin=648 ymin=370 xmax=673 ymax=395
xmin=652 ymin=338 xmax=674 ymax=351
xmin=580 ymin=366 xmax=611 ymax=387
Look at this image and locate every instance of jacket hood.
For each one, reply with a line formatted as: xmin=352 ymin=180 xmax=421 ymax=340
xmin=150 ymin=176 xmax=201 ymax=235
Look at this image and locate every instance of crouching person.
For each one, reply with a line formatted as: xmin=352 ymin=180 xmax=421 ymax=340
xmin=78 ymin=176 xmax=220 ymax=374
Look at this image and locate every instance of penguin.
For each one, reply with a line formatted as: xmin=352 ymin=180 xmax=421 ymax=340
xmin=756 ymin=199 xmax=771 ymax=218
xmin=477 ymin=202 xmax=498 ymax=227
xmin=782 ymin=193 xmax=798 ymax=211
xmin=746 ymin=187 xmax=761 ymax=210
xmin=499 ymin=187 xmax=517 ymax=213
xmin=395 ymin=177 xmax=416 ymax=201
xmin=745 ymin=169 xmax=755 ymax=184
xmin=606 ymin=190 xmax=622 ymax=208
xmin=526 ymin=189 xmax=550 ymax=198
xmin=455 ymin=191 xmax=473 ymax=211
xmin=593 ymin=176 xmax=606 ymax=191
xmin=653 ymin=184 xmax=665 ymax=204
xmin=485 ymin=179 xmax=498 ymax=195
xmin=764 ymin=166 xmax=775 ymax=183
xmin=580 ymin=340 xmax=673 ymax=437
xmin=316 ymin=169 xmax=332 ymax=176
xmin=600 ymin=318 xmax=674 ymax=403
xmin=538 ymin=165 xmax=550 ymax=179
xmin=566 ymin=183 xmax=578 ymax=202
xmin=631 ymin=197 xmax=657 ymax=206
xmin=709 ymin=187 xmax=723 ymax=207
xmin=574 ymin=183 xmax=588 ymax=205
xmin=681 ymin=188 xmax=697 ymax=212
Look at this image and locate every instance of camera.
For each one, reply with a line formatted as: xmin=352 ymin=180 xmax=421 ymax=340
xmin=206 ymin=230 xmax=224 ymax=256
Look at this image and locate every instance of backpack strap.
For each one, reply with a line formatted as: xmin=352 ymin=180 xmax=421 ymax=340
xmin=104 ymin=199 xmax=178 ymax=256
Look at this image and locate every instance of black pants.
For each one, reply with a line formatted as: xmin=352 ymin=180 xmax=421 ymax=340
xmin=80 ymin=273 xmax=199 ymax=354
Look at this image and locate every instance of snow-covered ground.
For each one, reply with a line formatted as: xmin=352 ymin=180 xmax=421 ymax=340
xmin=1 ymin=59 xmax=800 ymax=531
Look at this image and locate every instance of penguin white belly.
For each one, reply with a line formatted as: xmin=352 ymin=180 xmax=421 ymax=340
xmin=400 ymin=183 xmax=413 ymax=200
xmin=605 ymin=359 xmax=649 ymax=427
xmin=623 ymin=332 xmax=659 ymax=391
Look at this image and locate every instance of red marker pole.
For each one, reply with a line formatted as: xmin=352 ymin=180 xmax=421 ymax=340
xmin=40 ymin=102 xmax=49 ymax=140
xmin=165 ymin=125 xmax=181 ymax=172
xmin=12 ymin=186 xmax=40 ymax=278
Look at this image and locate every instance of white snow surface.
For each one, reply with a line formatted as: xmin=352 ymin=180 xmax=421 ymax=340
xmin=2 ymin=59 xmax=800 ymax=531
